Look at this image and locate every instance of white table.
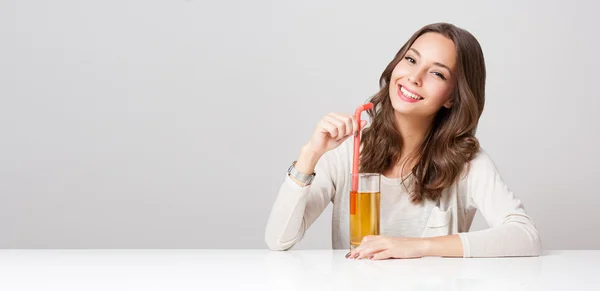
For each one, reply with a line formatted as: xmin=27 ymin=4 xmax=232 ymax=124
xmin=0 ymin=250 xmax=597 ymax=290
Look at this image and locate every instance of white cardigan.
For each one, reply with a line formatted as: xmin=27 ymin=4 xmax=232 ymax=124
xmin=265 ymin=139 xmax=541 ymax=257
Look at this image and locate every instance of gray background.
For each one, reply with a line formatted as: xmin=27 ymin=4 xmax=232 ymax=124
xmin=1 ymin=0 xmax=598 ymax=249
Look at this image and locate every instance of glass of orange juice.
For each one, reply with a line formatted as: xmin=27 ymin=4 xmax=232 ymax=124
xmin=349 ymin=173 xmax=381 ymax=249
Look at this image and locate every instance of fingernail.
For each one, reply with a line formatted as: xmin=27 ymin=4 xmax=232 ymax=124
xmin=353 ymin=253 xmax=360 ymax=259
xmin=345 ymin=252 xmax=351 ymax=258
xmin=369 ymin=255 xmax=374 ymax=260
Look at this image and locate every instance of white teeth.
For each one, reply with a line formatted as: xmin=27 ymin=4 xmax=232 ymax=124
xmin=400 ymin=86 xmax=422 ymax=100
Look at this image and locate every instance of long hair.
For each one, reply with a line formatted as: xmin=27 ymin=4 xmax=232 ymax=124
xmin=360 ymin=23 xmax=486 ymax=203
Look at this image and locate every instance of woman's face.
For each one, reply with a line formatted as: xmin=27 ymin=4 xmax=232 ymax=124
xmin=389 ymin=32 xmax=457 ymax=118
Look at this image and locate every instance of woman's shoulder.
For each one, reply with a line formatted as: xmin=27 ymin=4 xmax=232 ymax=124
xmin=469 ymin=147 xmax=496 ymax=166
xmin=462 ymin=147 xmax=502 ymax=181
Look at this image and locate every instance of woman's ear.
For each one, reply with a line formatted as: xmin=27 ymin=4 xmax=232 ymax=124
xmin=444 ymin=87 xmax=458 ymax=109
xmin=443 ymin=98 xmax=454 ymax=109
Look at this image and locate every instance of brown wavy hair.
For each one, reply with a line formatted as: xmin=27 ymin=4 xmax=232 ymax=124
xmin=360 ymin=23 xmax=486 ymax=203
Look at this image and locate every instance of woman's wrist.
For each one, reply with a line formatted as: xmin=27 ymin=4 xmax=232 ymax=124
xmin=287 ymin=145 xmax=322 ymax=187
xmin=294 ymin=144 xmax=322 ymax=175
xmin=420 ymin=235 xmax=464 ymax=257
xmin=420 ymin=238 xmax=434 ymax=257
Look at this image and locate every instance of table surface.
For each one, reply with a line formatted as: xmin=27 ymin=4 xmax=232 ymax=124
xmin=0 ymin=249 xmax=597 ymax=291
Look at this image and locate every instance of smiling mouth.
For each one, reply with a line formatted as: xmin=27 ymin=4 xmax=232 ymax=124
xmin=398 ymin=85 xmax=424 ymax=100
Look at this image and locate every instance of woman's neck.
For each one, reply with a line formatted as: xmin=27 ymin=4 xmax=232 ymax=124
xmin=394 ymin=113 xmax=433 ymax=157
xmin=383 ymin=113 xmax=433 ymax=178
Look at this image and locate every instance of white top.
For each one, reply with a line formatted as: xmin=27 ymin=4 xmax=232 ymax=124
xmin=378 ymin=175 xmax=434 ymax=238
xmin=265 ymin=139 xmax=542 ymax=257
xmin=0 ymin=250 xmax=594 ymax=291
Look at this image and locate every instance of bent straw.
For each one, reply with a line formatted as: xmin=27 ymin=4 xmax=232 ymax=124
xmin=351 ymin=102 xmax=374 ymax=192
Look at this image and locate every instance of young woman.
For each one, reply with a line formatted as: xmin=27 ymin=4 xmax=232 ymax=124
xmin=265 ymin=23 xmax=541 ymax=260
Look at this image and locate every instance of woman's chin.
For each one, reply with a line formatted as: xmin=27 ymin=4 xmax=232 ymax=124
xmin=390 ymin=99 xmax=417 ymax=116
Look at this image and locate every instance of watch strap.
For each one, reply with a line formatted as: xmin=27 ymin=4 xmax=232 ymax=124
xmin=287 ymin=161 xmax=316 ymax=186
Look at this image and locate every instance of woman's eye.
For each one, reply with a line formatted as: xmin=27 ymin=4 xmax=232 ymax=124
xmin=433 ymin=72 xmax=447 ymax=80
xmin=404 ymin=56 xmax=416 ymax=64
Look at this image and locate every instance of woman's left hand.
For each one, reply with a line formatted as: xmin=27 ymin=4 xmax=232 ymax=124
xmin=347 ymin=235 xmax=429 ymax=260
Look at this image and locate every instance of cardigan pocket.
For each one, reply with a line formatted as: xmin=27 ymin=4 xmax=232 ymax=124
xmin=421 ymin=206 xmax=452 ymax=237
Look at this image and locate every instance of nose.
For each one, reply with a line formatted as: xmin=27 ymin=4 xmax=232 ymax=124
xmin=407 ymin=68 xmax=424 ymax=87
xmin=408 ymin=76 xmax=420 ymax=86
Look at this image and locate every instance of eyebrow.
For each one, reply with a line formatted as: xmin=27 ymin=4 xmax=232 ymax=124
xmin=409 ymin=48 xmax=452 ymax=75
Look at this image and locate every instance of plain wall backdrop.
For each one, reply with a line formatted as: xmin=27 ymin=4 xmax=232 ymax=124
xmin=1 ymin=0 xmax=599 ymax=249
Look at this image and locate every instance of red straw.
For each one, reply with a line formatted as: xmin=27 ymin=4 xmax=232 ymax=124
xmin=352 ymin=102 xmax=374 ymax=192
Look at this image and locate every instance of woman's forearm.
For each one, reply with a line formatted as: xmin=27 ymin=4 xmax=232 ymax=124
xmin=423 ymin=234 xmax=464 ymax=257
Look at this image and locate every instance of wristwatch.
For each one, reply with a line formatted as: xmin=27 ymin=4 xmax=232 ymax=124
xmin=287 ymin=161 xmax=316 ymax=186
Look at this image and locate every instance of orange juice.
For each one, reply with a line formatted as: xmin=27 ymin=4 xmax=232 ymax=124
xmin=350 ymin=191 xmax=380 ymax=248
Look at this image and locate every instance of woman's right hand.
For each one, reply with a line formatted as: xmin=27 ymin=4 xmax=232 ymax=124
xmin=289 ymin=112 xmax=368 ymax=186
xmin=304 ymin=112 xmax=368 ymax=157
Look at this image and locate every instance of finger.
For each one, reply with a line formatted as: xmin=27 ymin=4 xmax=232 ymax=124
xmin=323 ymin=115 xmax=347 ymax=139
xmin=319 ymin=120 xmax=339 ymax=139
xmin=350 ymin=236 xmax=372 ymax=257
xmin=336 ymin=135 xmax=351 ymax=143
xmin=355 ymin=238 xmax=387 ymax=259
xmin=347 ymin=116 xmax=364 ymax=138
xmin=349 ymin=235 xmax=381 ymax=258
xmin=324 ymin=117 xmax=351 ymax=142
xmin=329 ymin=113 xmax=354 ymax=137
xmin=361 ymin=235 xmax=380 ymax=245
xmin=371 ymin=250 xmax=392 ymax=260
xmin=356 ymin=245 xmax=387 ymax=260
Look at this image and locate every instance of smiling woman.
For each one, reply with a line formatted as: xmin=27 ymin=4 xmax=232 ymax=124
xmin=361 ymin=24 xmax=486 ymax=204
xmin=265 ymin=23 xmax=541 ymax=260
